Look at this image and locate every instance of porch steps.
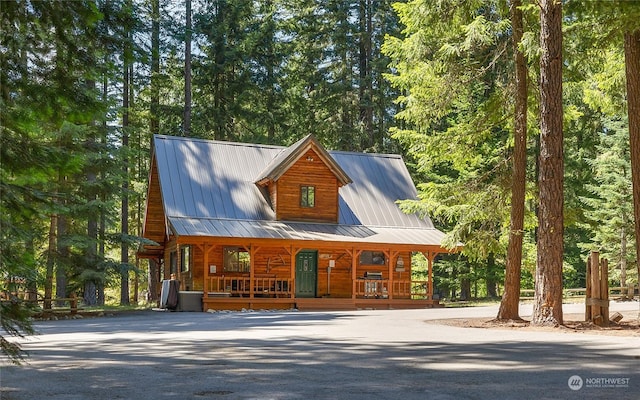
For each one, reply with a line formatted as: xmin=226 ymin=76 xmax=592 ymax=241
xmin=202 ymin=297 xmax=442 ymax=312
xmin=295 ymin=298 xmax=356 ymax=311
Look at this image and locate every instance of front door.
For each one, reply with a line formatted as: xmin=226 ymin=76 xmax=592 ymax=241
xmin=295 ymin=251 xmax=317 ymax=298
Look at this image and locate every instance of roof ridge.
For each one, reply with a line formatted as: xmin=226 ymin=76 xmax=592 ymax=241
xmin=155 ymin=134 xmax=404 ymax=159
xmin=329 ymin=149 xmax=403 ymax=159
xmin=154 ymin=134 xmax=285 ymax=150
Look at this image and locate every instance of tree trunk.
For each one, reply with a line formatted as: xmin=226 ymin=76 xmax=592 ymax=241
xmin=624 ymin=30 xmax=640 ymax=287
xmin=620 ymin=223 xmax=627 ymax=288
xmin=213 ymin=2 xmax=225 ymax=140
xmin=150 ymin=0 xmax=160 ymax=135
xmin=148 ymin=259 xmax=159 ymax=303
xmin=25 ymin=237 xmax=37 ymax=301
xmin=498 ymin=0 xmax=527 ymax=321
xmin=265 ymin=0 xmax=276 ymax=143
xmin=85 ymin=166 xmax=99 ymax=306
xmin=532 ymin=0 xmax=564 ymax=326
xmin=460 ymin=279 xmax=471 ymax=301
xmin=486 ymin=253 xmax=498 ymax=298
xmin=460 ymin=261 xmax=471 ymax=300
xmin=55 ymin=212 xmax=68 ymax=306
xmin=184 ymin=0 xmax=192 ymax=136
xmin=98 ymin=57 xmax=109 ymax=307
xmin=359 ymin=0 xmax=373 ymax=148
xmin=121 ymin=8 xmax=131 ymax=306
xmin=44 ymin=214 xmax=56 ymax=309
xmin=86 ymin=78 xmax=100 ymax=306
xmin=84 ymin=282 xmax=97 ymax=306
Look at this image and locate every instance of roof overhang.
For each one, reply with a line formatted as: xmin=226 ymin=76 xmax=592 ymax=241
xmin=167 ymin=216 xmax=451 ymax=251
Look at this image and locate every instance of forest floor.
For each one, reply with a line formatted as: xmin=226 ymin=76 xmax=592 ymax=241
xmin=429 ymin=302 xmax=640 ymax=337
xmin=429 ymin=313 xmax=640 ymax=336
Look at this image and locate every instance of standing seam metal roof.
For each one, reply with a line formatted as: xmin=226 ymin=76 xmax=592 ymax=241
xmin=153 ymin=135 xmax=445 ymax=247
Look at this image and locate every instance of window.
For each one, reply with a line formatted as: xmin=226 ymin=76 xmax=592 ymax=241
xmin=300 ymin=185 xmax=315 ymax=207
xmin=169 ymin=251 xmax=177 ymax=274
xmin=180 ymin=246 xmax=190 ymax=272
xmin=360 ymin=251 xmax=386 ymax=265
xmin=223 ymin=247 xmax=250 ymax=273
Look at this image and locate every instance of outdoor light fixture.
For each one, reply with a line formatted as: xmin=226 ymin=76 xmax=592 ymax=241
xmin=396 ymin=256 xmax=405 ymax=272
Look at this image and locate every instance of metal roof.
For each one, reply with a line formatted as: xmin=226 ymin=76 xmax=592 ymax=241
xmin=169 ymin=217 xmax=446 ymax=247
xmin=153 ymin=135 xmax=445 ymax=247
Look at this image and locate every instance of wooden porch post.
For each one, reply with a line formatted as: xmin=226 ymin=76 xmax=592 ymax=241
xmin=248 ymin=245 xmax=257 ymax=299
xmin=176 ymin=243 xmax=182 ymax=290
xmin=203 ymin=244 xmax=209 ymax=295
xmin=428 ymin=252 xmax=435 ymax=300
xmin=388 ymin=250 xmax=397 ymax=300
xmin=351 ymin=249 xmax=361 ymax=299
xmin=290 ymin=246 xmax=296 ymax=299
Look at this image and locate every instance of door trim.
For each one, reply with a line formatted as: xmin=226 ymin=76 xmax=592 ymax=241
xmin=295 ymin=250 xmax=318 ymax=298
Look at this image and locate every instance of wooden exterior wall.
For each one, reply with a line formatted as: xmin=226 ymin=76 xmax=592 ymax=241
xmin=162 ymin=238 xmax=204 ymax=291
xmin=143 ymin=157 xmax=167 ymax=246
xmin=275 ymin=149 xmax=340 ymax=223
xmin=167 ymin=241 xmax=416 ymax=300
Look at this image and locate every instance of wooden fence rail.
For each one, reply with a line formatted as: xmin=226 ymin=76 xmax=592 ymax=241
xmin=519 ymin=285 xmax=636 ymax=301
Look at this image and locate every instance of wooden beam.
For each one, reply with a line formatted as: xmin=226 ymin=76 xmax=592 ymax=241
xmin=388 ymin=250 xmax=399 ymax=300
xmin=176 ymin=243 xmax=181 ymax=282
xmin=350 ymin=248 xmax=362 ymax=299
xmin=290 ymin=246 xmax=296 ymax=299
xmin=600 ymin=257 xmax=609 ymax=327
xmin=203 ymin=243 xmax=209 ymax=296
xmin=422 ymin=251 xmax=436 ymax=301
xmin=249 ymin=245 xmax=256 ymax=299
xmin=174 ymin=235 xmax=450 ymax=254
xmin=585 ymin=254 xmax=592 ymax=321
xmin=590 ymin=251 xmax=601 ymax=323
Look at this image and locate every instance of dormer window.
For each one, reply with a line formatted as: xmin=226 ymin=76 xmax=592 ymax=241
xmin=300 ymin=185 xmax=315 ymax=207
xmin=254 ymin=134 xmax=352 ymax=222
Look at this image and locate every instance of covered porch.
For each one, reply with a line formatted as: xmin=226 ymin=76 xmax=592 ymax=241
xmin=167 ymin=236 xmax=445 ymax=311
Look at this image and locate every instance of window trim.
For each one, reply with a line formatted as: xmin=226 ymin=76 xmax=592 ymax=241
xmin=223 ymin=247 xmax=251 ymax=273
xmin=300 ymin=185 xmax=316 ymax=208
xmin=180 ymin=246 xmax=190 ymax=273
xmin=169 ymin=251 xmax=178 ymax=274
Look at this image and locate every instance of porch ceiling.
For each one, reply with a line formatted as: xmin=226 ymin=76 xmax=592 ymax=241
xmin=168 ymin=216 xmax=448 ymax=248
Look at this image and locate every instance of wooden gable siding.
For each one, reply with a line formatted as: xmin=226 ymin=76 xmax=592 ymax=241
xmin=143 ymin=157 xmax=166 ymax=245
xmin=276 ymin=149 xmax=339 ymax=223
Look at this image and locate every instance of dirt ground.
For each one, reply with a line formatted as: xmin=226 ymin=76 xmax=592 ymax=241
xmin=428 ymin=310 xmax=640 ymax=337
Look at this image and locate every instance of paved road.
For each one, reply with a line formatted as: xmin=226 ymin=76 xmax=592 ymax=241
xmin=2 ymin=302 xmax=639 ymax=400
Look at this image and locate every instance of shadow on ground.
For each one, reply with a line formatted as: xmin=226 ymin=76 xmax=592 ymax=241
xmin=2 ymin=311 xmax=638 ymax=400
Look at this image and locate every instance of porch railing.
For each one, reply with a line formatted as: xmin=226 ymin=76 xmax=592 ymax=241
xmin=208 ymin=277 xmax=292 ymax=298
xmin=207 ymin=277 xmax=430 ymax=300
xmin=355 ymin=279 xmax=430 ymax=299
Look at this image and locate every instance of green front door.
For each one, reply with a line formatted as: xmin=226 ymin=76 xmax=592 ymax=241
xmin=295 ymin=251 xmax=318 ymax=298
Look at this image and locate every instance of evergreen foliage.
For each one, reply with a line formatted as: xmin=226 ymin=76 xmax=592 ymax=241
xmin=2 ymin=0 xmax=639 ymax=360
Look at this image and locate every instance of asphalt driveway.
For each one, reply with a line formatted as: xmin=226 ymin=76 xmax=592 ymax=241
xmin=2 ymin=302 xmax=639 ymax=400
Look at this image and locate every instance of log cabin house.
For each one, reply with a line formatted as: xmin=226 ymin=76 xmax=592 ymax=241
xmin=139 ymin=134 xmax=452 ymax=311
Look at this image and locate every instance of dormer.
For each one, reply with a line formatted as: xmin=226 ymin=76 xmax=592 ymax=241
xmin=255 ymin=135 xmax=352 ymax=223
